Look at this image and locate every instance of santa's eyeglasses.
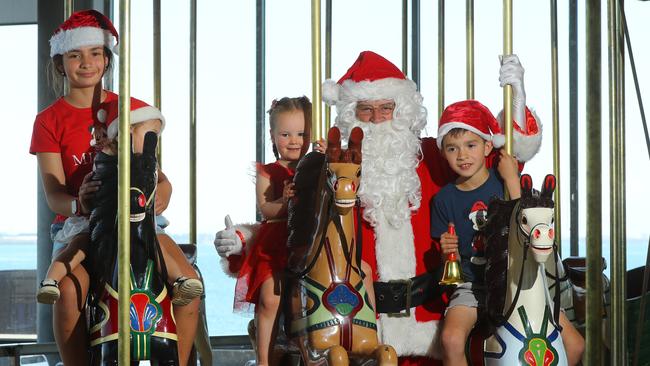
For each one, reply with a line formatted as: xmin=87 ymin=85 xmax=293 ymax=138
xmin=355 ymin=102 xmax=396 ymax=118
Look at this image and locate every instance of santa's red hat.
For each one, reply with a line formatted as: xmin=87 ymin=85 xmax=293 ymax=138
xmin=437 ymin=100 xmax=505 ymax=149
xmin=50 ymin=10 xmax=118 ymax=57
xmin=96 ymin=98 xmax=165 ymax=140
xmin=323 ymin=51 xmax=417 ymax=105
xmin=470 ymin=200 xmax=488 ymax=214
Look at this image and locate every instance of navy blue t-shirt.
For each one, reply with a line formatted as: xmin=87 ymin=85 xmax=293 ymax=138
xmin=430 ymin=169 xmax=504 ymax=283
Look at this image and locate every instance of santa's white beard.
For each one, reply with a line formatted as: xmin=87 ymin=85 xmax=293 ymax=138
xmin=352 ymin=120 xmax=422 ymax=229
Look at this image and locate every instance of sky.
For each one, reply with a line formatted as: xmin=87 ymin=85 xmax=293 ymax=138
xmin=1 ymin=0 xmax=649 ymax=245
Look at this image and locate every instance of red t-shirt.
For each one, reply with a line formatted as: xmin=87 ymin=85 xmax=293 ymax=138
xmin=30 ymin=91 xmax=119 ymax=223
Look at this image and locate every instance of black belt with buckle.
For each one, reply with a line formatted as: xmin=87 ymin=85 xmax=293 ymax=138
xmin=374 ymin=271 xmax=441 ymax=317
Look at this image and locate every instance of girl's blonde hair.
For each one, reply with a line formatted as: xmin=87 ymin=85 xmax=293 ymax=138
xmin=267 ymin=96 xmax=312 ymax=159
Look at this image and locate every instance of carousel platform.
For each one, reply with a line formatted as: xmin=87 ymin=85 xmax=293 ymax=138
xmin=0 ymin=335 xmax=303 ymax=366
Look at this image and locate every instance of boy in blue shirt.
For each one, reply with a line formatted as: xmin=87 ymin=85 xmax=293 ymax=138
xmin=431 ymin=100 xmax=521 ymax=366
xmin=431 ymin=100 xmax=584 ymax=365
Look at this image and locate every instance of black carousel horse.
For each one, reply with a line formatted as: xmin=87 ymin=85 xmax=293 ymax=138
xmin=87 ymin=131 xmax=178 ymax=365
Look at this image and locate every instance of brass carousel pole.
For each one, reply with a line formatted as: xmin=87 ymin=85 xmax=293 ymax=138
xmin=503 ymin=0 xmax=513 ymax=200
xmin=550 ymin=0 xmax=562 ymax=255
xmin=117 ymin=1 xmax=132 ymax=364
xmin=64 ymin=1 xmax=73 ymax=28
xmin=402 ymin=0 xmax=408 ymax=75
xmin=608 ymin=0 xmax=626 ymax=363
xmin=438 ymin=0 xmax=444 ymax=118
xmin=189 ymin=0 xmax=197 ymax=245
xmin=466 ymin=0 xmax=474 ymax=100
xmin=324 ymin=0 xmax=332 ymax=132
xmin=585 ymin=0 xmax=603 ymax=364
xmin=153 ymin=0 xmax=162 ymax=165
xmin=311 ymin=0 xmax=323 ymax=142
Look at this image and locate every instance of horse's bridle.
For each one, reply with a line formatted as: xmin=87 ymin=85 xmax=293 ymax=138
xmin=294 ymin=177 xmax=364 ymax=280
xmin=129 ymin=180 xmax=157 ymax=223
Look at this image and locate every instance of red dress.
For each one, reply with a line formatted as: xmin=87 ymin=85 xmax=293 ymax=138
xmin=234 ymin=161 xmax=295 ymax=312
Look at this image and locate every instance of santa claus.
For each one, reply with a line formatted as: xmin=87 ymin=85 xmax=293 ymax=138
xmin=215 ymin=51 xmax=542 ymax=365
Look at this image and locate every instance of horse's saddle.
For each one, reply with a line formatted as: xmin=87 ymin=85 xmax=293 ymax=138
xmin=562 ymin=256 xmax=611 ymax=324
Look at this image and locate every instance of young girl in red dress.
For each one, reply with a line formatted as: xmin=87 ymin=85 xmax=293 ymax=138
xmin=234 ymin=96 xmax=323 ymax=366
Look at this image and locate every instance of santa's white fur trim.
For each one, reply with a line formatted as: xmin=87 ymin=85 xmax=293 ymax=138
xmin=378 ymin=314 xmax=441 ymax=358
xmin=327 ymin=78 xmax=418 ymax=106
xmin=322 ymin=79 xmax=340 ymax=106
xmin=50 ymin=26 xmax=117 ymax=57
xmin=373 ymin=211 xmax=442 ymax=357
xmin=496 ymin=108 xmax=543 ymax=162
xmin=436 ymin=121 xmax=494 ymax=149
xmin=107 ymin=106 xmax=166 ymax=139
xmin=220 ymin=257 xmax=238 ymax=278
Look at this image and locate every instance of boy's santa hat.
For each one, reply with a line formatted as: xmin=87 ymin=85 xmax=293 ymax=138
xmin=50 ymin=9 xmax=118 ymax=57
xmin=322 ymin=51 xmax=418 ymax=105
xmin=96 ymin=98 xmax=165 ymax=140
xmin=437 ymin=100 xmax=505 ymax=149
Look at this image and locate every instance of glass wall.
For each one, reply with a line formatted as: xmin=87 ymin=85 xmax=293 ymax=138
xmin=2 ymin=0 xmax=649 ymax=340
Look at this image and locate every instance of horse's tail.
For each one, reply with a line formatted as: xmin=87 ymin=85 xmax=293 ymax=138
xmin=479 ymin=197 xmax=518 ymax=336
xmin=88 ymin=152 xmax=118 ymax=305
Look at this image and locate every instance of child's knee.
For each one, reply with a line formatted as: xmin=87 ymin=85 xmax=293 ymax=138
xmin=566 ymin=333 xmax=585 ymax=359
xmin=441 ymin=327 xmax=467 ymax=354
xmin=258 ymin=293 xmax=281 ymax=314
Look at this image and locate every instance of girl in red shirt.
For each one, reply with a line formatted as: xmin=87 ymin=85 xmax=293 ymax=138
xmin=29 ymin=10 xmax=201 ymax=366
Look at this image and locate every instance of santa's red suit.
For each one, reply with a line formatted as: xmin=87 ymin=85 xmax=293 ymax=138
xmin=324 ymin=51 xmax=541 ymax=365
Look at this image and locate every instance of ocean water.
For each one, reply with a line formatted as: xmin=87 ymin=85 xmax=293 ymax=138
xmin=0 ymin=233 xmax=251 ymax=337
xmin=0 ymin=233 xmax=648 ymax=337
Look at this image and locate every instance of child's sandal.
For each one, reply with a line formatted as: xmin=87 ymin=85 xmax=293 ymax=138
xmin=171 ymin=276 xmax=203 ymax=306
xmin=37 ymin=279 xmax=60 ymax=304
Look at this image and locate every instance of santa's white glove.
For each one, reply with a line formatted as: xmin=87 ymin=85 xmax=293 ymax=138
xmin=214 ymin=215 xmax=243 ymax=258
xmin=499 ymin=54 xmax=527 ymax=130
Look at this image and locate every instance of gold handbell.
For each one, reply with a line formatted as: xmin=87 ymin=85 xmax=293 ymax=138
xmin=439 ymin=252 xmax=464 ymax=286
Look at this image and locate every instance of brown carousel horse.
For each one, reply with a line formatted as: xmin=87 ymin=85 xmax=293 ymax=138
xmin=285 ymin=127 xmax=397 ymax=366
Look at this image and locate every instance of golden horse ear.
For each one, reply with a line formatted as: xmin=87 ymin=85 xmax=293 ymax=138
xmin=327 ymin=127 xmax=341 ymax=162
xmin=348 ymin=127 xmax=364 ymax=164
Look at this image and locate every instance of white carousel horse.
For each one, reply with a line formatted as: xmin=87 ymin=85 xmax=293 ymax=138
xmin=482 ymin=174 xmax=568 ymax=365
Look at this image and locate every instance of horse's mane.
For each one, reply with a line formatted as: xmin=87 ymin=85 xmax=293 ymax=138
xmin=286 ymin=151 xmax=330 ymax=275
xmin=480 ymin=186 xmax=556 ymax=335
xmin=88 ymin=152 xmax=119 ymax=304
xmin=87 ymin=133 xmax=167 ymax=304
xmin=479 ymin=197 xmax=518 ymax=335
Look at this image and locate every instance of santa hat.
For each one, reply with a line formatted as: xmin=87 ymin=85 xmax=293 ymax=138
xmin=323 ymin=51 xmax=417 ymax=105
xmin=437 ymin=100 xmax=505 ymax=150
xmin=96 ymin=98 xmax=165 ymax=140
xmin=50 ymin=10 xmax=118 ymax=57
xmin=468 ymin=200 xmax=488 ymax=219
